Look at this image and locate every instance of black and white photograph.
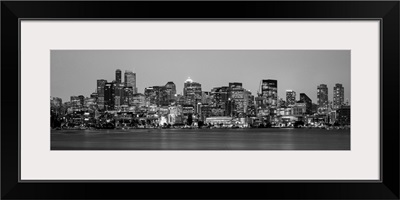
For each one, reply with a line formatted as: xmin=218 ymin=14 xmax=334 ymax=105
xmin=50 ymin=50 xmax=351 ymax=150
xmin=3 ymin=1 xmax=398 ymax=199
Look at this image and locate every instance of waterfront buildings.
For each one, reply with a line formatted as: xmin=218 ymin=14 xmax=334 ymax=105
xmin=53 ymin=69 xmax=350 ymax=128
xmin=333 ymin=83 xmax=344 ymax=109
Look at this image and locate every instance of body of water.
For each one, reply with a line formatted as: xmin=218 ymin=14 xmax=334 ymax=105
xmin=51 ymin=128 xmax=350 ymax=150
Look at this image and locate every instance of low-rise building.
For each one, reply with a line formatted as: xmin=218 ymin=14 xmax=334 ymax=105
xmin=337 ymin=105 xmax=350 ymax=125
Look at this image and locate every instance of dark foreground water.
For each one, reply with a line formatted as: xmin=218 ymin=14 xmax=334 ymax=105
xmin=51 ymin=128 xmax=350 ymax=150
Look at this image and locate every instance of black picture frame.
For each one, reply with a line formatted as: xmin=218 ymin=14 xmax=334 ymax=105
xmin=1 ymin=1 xmax=399 ymax=199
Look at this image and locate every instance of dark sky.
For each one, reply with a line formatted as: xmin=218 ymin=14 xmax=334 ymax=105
xmin=51 ymin=50 xmax=350 ymax=104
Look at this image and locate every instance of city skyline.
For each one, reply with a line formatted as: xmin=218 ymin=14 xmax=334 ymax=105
xmin=51 ymin=50 xmax=350 ymax=103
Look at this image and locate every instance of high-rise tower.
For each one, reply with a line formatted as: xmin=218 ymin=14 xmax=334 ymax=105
xmin=96 ymin=79 xmax=107 ymax=110
xmin=333 ymin=83 xmax=344 ymax=109
xmin=317 ymin=84 xmax=329 ymax=109
xmin=115 ymin=69 xmax=122 ymax=83
xmin=261 ymin=79 xmax=278 ymax=107
xmin=183 ymin=77 xmax=202 ymax=105
xmin=165 ymin=81 xmax=177 ymax=101
xmin=124 ymin=70 xmax=137 ymax=94
xmin=299 ymin=93 xmax=312 ymax=114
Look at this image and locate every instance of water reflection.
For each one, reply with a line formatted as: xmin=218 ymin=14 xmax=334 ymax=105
xmin=51 ymin=128 xmax=350 ymax=150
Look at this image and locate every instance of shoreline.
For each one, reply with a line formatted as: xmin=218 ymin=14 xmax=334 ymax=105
xmin=52 ymin=126 xmax=350 ymax=131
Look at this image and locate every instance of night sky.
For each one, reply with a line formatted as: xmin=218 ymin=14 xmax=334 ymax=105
xmin=51 ymin=50 xmax=350 ymax=104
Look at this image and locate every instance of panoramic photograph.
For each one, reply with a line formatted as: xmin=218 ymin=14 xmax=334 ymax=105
xmin=50 ymin=50 xmax=351 ymax=150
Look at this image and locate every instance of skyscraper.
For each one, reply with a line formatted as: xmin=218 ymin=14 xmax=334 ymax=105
xmin=317 ymin=84 xmax=329 ymax=110
xmin=165 ymin=81 xmax=177 ymax=101
xmin=114 ymin=82 xmax=124 ymax=109
xmin=104 ymin=82 xmax=115 ymax=110
xmin=333 ymin=83 xmax=344 ymax=109
xmin=122 ymin=87 xmax=134 ymax=106
xmin=299 ymin=93 xmax=312 ymax=114
xmin=96 ymin=79 xmax=107 ymax=110
xmin=183 ymin=77 xmax=202 ymax=105
xmin=124 ymin=70 xmax=137 ymax=94
xmin=115 ymin=69 xmax=122 ymax=84
xmin=228 ymin=82 xmax=245 ymax=116
xmin=211 ymin=86 xmax=229 ymax=108
xmin=286 ymin=90 xmax=296 ymax=106
xmin=261 ymin=79 xmax=278 ymax=107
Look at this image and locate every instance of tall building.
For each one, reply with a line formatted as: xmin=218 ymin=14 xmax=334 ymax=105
xmin=286 ymin=90 xmax=296 ymax=106
xmin=124 ymin=70 xmax=137 ymax=94
xmin=225 ymin=98 xmax=235 ymax=117
xmin=333 ymin=83 xmax=344 ymax=109
xmin=211 ymin=86 xmax=229 ymax=107
xmin=115 ymin=69 xmax=122 ymax=83
xmin=165 ymin=81 xmax=177 ymax=101
xmin=261 ymin=79 xmax=278 ymax=107
xmin=113 ymin=82 xmax=125 ymax=110
xmin=122 ymin=87 xmax=134 ymax=106
xmin=228 ymin=82 xmax=245 ymax=116
xmin=299 ymin=93 xmax=312 ymax=114
xmin=104 ymin=82 xmax=115 ymax=110
xmin=97 ymin=79 xmax=107 ymax=110
xmin=246 ymin=91 xmax=256 ymax=116
xmin=183 ymin=77 xmax=202 ymax=105
xmin=317 ymin=84 xmax=329 ymax=109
